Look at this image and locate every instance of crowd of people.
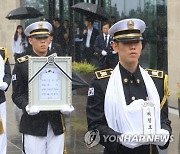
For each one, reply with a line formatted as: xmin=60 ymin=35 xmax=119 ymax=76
xmin=73 ymin=16 xmax=118 ymax=68
xmin=10 ymin=17 xmax=119 ymax=70
xmin=10 ymin=17 xmax=167 ymax=70
xmin=0 ymin=17 xmax=172 ymax=154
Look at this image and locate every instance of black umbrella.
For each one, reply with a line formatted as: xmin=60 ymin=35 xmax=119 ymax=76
xmin=6 ymin=7 xmax=43 ymax=20
xmin=72 ymin=70 xmax=89 ymax=90
xmin=71 ymin=2 xmax=109 ymax=20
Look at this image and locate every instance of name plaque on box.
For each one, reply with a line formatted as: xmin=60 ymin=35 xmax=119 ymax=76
xmin=142 ymin=101 xmax=156 ymax=135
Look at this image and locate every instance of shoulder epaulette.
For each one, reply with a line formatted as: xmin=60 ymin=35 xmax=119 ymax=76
xmin=17 ymin=55 xmax=30 ymax=63
xmin=0 ymin=47 xmax=5 ymax=50
xmin=160 ymin=74 xmax=170 ymax=109
xmin=95 ymin=68 xmax=113 ymax=79
xmin=146 ymin=68 xmax=170 ymax=109
xmin=145 ymin=68 xmax=163 ymax=79
xmin=0 ymin=47 xmax=9 ymax=63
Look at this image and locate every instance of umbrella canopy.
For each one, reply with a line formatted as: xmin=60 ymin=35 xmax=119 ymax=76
xmin=72 ymin=70 xmax=89 ymax=90
xmin=71 ymin=2 xmax=109 ymax=21
xmin=6 ymin=7 xmax=43 ymax=20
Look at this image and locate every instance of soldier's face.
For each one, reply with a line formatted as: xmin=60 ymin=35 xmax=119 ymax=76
xmin=29 ymin=36 xmax=50 ymax=56
xmin=112 ymin=40 xmax=142 ymax=65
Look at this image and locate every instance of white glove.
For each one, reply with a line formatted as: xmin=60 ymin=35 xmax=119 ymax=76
xmin=121 ymin=140 xmax=142 ymax=149
xmin=120 ymin=133 xmax=148 ymax=149
xmin=0 ymin=82 xmax=8 ymax=91
xmin=152 ymin=129 xmax=170 ymax=146
xmin=101 ymin=50 xmax=107 ymax=56
xmin=112 ymin=51 xmax=117 ymax=54
xmin=60 ymin=106 xmax=74 ymax=115
xmin=26 ymin=105 xmax=40 ymax=116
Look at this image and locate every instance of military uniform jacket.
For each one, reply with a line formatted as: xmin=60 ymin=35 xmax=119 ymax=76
xmin=12 ymin=50 xmax=64 ymax=136
xmin=87 ymin=64 xmax=172 ymax=154
xmin=0 ymin=47 xmax=11 ymax=104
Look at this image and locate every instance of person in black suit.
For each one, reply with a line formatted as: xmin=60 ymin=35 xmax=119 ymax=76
xmin=52 ymin=18 xmax=68 ymax=55
xmin=94 ymin=22 xmax=118 ymax=69
xmin=81 ymin=17 xmax=99 ymax=64
xmin=48 ymin=32 xmax=64 ymax=56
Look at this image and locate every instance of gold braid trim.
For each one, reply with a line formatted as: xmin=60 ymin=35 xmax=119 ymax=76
xmin=150 ymin=144 xmax=152 ymax=154
xmin=61 ymin=114 xmax=68 ymax=154
xmin=4 ymin=48 xmax=9 ymax=63
xmin=149 ymin=75 xmax=169 ymax=153
xmin=0 ymin=47 xmax=9 ymax=63
xmin=0 ymin=117 xmax=4 ymax=134
xmin=160 ymin=75 xmax=170 ymax=109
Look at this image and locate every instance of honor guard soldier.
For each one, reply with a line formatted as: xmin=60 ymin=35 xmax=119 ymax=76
xmin=86 ymin=19 xmax=172 ymax=154
xmin=0 ymin=47 xmax=11 ymax=154
xmin=12 ymin=21 xmax=73 ymax=154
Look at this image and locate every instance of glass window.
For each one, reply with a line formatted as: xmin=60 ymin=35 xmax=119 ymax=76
xmin=103 ymin=0 xmax=167 ymax=71
xmin=52 ymin=0 xmax=70 ymax=21
xmin=55 ymin=0 xmax=60 ymax=17
xmin=21 ymin=0 xmax=167 ymax=71
xmin=63 ymin=0 xmax=69 ymax=20
xmin=21 ymin=0 xmax=49 ymax=26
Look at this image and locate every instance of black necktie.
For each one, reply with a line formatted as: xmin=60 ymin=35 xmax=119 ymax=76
xmin=104 ymin=35 xmax=108 ymax=47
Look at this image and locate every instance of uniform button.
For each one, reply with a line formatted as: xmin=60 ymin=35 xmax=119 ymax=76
xmin=130 ymin=80 xmax=133 ymax=83
xmin=136 ymin=79 xmax=140 ymax=84
xmin=131 ymin=96 xmax=135 ymax=100
xmin=123 ymin=78 xmax=128 ymax=83
xmin=146 ymin=96 xmax=149 ymax=101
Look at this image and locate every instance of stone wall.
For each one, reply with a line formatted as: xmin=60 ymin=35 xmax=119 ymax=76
xmin=168 ymin=0 xmax=180 ymax=108
xmin=0 ymin=0 xmax=20 ymax=64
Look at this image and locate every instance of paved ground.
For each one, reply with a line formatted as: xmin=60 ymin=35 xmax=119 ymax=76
xmin=5 ymin=85 xmax=180 ymax=154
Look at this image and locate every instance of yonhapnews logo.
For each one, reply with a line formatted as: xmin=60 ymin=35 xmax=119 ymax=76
xmin=84 ymin=129 xmax=100 ymax=148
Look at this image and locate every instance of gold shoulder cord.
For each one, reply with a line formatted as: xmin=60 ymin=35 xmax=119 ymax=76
xmin=60 ymin=114 xmax=67 ymax=154
xmin=150 ymin=144 xmax=152 ymax=154
xmin=0 ymin=117 xmax=4 ymax=134
xmin=149 ymin=75 xmax=170 ymax=154
xmin=160 ymin=75 xmax=170 ymax=109
xmin=4 ymin=48 xmax=9 ymax=63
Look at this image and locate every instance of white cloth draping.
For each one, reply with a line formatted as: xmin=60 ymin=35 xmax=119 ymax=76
xmin=104 ymin=63 xmax=161 ymax=136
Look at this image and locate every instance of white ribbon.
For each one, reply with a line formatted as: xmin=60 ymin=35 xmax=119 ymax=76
xmin=104 ymin=63 xmax=161 ymax=135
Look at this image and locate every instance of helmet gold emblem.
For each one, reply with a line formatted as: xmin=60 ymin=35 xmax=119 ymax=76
xmin=127 ymin=20 xmax=134 ymax=30
xmin=38 ymin=22 xmax=44 ymax=28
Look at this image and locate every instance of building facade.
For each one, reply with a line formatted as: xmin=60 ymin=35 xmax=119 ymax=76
xmin=0 ymin=0 xmax=21 ymax=63
xmin=0 ymin=0 xmax=179 ymax=109
xmin=21 ymin=0 xmax=168 ymax=69
xmin=168 ymin=0 xmax=180 ymax=110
